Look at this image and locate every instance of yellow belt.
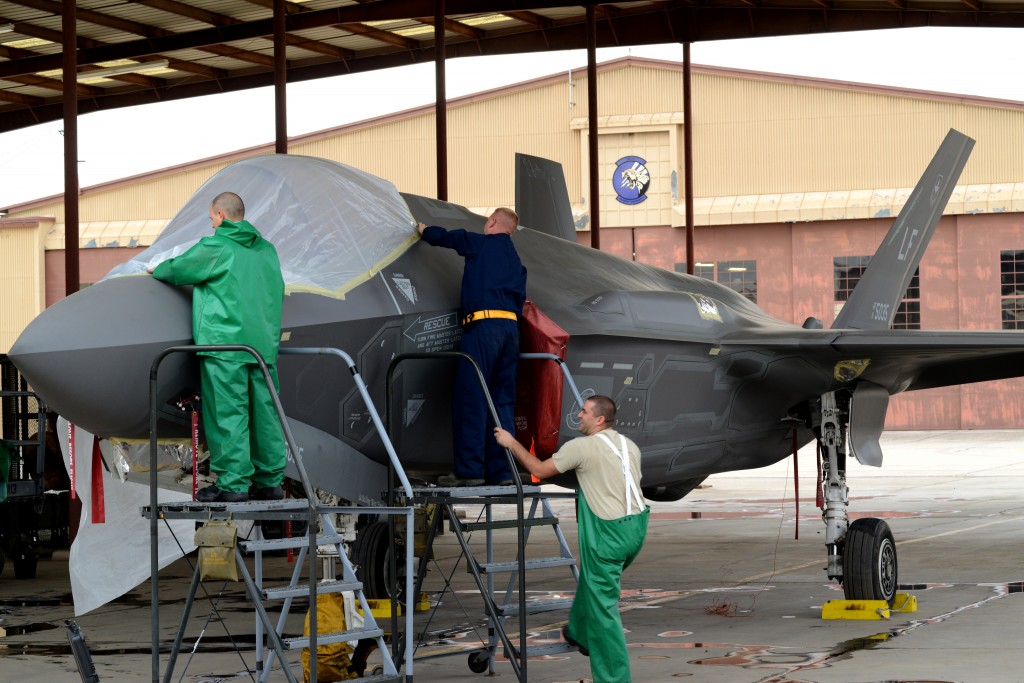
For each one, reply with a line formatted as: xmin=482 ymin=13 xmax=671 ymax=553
xmin=461 ymin=309 xmax=517 ymax=325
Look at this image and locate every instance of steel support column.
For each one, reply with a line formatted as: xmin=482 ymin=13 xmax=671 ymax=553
xmin=435 ymin=0 xmax=448 ymax=201
xmin=61 ymin=1 xmax=79 ymax=297
xmin=273 ymin=0 xmax=288 ymax=154
xmin=683 ymin=42 xmax=694 ymax=274
xmin=586 ymin=6 xmax=599 ymax=250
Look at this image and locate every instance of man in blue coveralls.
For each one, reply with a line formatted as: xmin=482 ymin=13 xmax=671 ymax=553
xmin=417 ymin=208 xmax=527 ymax=486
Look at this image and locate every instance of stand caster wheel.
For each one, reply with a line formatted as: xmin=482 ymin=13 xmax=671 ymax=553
xmin=468 ymin=650 xmax=490 ymax=674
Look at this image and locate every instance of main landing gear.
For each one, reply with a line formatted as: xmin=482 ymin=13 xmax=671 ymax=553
xmin=813 ymin=391 xmax=898 ymax=605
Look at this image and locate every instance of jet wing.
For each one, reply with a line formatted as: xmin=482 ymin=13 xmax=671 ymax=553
xmin=721 ymin=328 xmax=1024 ymax=394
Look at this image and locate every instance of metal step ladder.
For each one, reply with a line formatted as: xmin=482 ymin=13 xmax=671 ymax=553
xmin=246 ymin=508 xmax=403 ymax=682
xmin=384 ymin=351 xmax=588 ymax=682
xmin=412 ymin=484 xmax=580 ymax=678
xmin=152 ymin=499 xmax=402 ymax=683
xmin=145 ymin=345 xmax=416 ymax=683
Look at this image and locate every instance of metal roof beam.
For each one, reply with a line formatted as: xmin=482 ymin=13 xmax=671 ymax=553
xmin=414 ymin=16 xmax=487 ymax=40
xmin=4 ymin=0 xmax=162 ymax=38
xmin=136 ymin=0 xmax=355 ymax=60
xmin=0 ymin=0 xmax=273 ymax=74
xmin=6 ymin=73 xmax=105 ymax=98
xmin=132 ymin=0 xmax=233 ymax=26
xmin=334 ymin=22 xmax=421 ymax=49
xmin=0 ymin=10 xmax=227 ymax=82
xmin=501 ymin=11 xmax=553 ymax=29
xmin=0 ymin=1 xmax=428 ymax=78
xmin=0 ymin=88 xmax=44 ymax=105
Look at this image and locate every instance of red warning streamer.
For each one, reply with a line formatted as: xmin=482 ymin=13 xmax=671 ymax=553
xmin=90 ymin=436 xmax=105 ymax=524
xmin=192 ymin=409 xmax=199 ymax=500
xmin=68 ymin=422 xmax=76 ymax=501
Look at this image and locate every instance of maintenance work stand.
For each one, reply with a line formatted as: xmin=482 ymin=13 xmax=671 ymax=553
xmin=141 ymin=346 xmax=586 ymax=683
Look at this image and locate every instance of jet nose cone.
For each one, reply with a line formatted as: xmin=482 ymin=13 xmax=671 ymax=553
xmin=9 ymin=276 xmax=198 ymax=439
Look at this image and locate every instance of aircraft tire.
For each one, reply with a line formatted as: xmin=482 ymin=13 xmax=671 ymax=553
xmin=352 ymin=521 xmax=396 ymax=599
xmin=842 ymin=517 xmax=897 ymax=605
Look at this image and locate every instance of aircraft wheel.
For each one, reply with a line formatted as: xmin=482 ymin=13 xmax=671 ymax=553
xmin=352 ymin=521 xmax=401 ymax=599
xmin=842 ymin=518 xmax=897 ymax=605
xmin=468 ymin=650 xmax=490 ymax=674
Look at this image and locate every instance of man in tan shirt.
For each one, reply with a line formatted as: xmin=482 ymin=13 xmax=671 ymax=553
xmin=494 ymin=395 xmax=649 ymax=683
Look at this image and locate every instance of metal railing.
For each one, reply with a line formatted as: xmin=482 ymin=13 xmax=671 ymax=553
xmin=148 ymin=345 xmax=415 ymax=682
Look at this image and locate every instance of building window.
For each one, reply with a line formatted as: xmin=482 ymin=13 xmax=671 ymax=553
xmin=1000 ymin=250 xmax=1024 ymax=330
xmin=678 ymin=261 xmax=757 ymax=303
xmin=693 ymin=263 xmax=715 ymax=281
xmin=834 ymin=256 xmax=920 ymax=329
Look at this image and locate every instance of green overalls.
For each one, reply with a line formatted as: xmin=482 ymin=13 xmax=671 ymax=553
xmin=566 ymin=433 xmax=650 ymax=683
xmin=152 ymin=218 xmax=286 ymax=494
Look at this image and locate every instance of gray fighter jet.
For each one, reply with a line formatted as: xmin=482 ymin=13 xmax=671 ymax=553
xmin=9 ymin=129 xmax=1006 ymax=604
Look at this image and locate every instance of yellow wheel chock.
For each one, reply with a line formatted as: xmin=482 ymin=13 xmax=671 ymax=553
xmin=821 ymin=593 xmax=917 ymax=620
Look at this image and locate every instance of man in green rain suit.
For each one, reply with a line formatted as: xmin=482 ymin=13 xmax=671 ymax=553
xmin=150 ymin=191 xmax=286 ymax=503
xmin=495 ymin=395 xmax=648 ymax=683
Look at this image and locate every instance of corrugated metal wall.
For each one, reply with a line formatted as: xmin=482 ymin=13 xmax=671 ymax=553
xmin=8 ymin=59 xmax=1024 ymax=230
xmin=0 ymin=219 xmax=46 ymax=353
xmin=691 ymin=70 xmax=1024 ymax=196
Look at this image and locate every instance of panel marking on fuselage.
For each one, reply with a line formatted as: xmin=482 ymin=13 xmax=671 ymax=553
xmin=391 ymin=273 xmax=417 ymax=303
xmin=402 ymin=312 xmax=460 ymax=352
xmin=834 ymin=359 xmax=871 ymax=383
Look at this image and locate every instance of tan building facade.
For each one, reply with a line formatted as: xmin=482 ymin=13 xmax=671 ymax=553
xmin=4 ymin=57 xmax=1024 ymax=429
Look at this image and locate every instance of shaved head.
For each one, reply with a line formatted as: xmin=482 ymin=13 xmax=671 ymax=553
xmin=211 ymin=192 xmax=245 ymax=221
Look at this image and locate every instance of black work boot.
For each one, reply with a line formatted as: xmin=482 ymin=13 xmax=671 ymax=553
xmin=196 ymin=484 xmax=248 ymax=503
xmin=248 ymin=484 xmax=285 ymax=500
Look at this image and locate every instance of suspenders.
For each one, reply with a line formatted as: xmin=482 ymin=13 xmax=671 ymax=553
xmin=595 ymin=432 xmax=646 ymax=515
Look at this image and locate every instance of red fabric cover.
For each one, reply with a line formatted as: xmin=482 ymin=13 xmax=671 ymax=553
xmin=515 ymin=300 xmax=570 ymax=459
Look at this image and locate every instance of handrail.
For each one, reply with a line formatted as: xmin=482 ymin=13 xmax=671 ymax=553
xmin=148 ymin=344 xmax=312 ymax=683
xmin=385 ymin=351 xmax=529 ymax=680
xmin=279 ymin=347 xmax=413 ymax=499
xmin=518 ymin=351 xmax=586 ymax=409
xmin=278 ymin=346 xmax=414 ymax=676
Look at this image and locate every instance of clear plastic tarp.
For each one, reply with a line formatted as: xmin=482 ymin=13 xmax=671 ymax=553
xmin=58 ymin=420 xmax=201 ymax=615
xmin=104 ymin=154 xmax=417 ymax=297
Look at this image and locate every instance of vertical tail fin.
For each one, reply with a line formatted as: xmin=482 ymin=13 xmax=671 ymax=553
xmin=831 ymin=128 xmax=974 ymax=330
xmin=515 ymin=153 xmax=578 ymax=241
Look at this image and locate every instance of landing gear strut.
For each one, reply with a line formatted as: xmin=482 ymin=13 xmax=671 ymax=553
xmin=814 ymin=391 xmax=898 ymax=605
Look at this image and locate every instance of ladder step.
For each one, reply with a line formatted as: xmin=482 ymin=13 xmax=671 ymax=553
xmin=263 ymin=579 xmax=362 ymax=601
xmin=347 ymin=675 xmax=403 ymax=683
xmin=282 ymin=627 xmax=383 ymax=650
xmin=239 ymin=534 xmax=342 ymax=552
xmin=496 ymin=597 xmax=574 ymax=616
xmin=477 ymin=557 xmax=577 ymax=573
xmin=460 ymin=517 xmax=558 ymax=532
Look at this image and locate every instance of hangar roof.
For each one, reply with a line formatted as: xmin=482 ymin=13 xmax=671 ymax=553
xmin=3 ymin=0 xmax=1024 ymax=134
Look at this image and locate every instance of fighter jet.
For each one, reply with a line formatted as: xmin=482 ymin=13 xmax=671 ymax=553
xmin=9 ymin=128 xmax=1009 ymax=605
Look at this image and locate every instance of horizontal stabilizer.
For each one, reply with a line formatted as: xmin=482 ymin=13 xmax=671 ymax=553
xmin=832 ymin=129 xmax=974 ymax=330
xmin=722 ymin=327 xmax=1024 ymax=394
xmin=515 ymin=153 xmax=578 ymax=241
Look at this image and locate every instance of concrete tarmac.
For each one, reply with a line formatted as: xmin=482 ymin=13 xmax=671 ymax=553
xmin=2 ymin=430 xmax=1023 ymax=682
